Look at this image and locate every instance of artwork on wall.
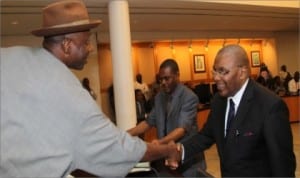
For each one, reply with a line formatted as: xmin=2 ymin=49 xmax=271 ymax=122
xmin=251 ymin=51 xmax=261 ymax=67
xmin=193 ymin=54 xmax=206 ymax=73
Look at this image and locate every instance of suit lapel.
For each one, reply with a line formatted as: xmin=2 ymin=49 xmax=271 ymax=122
xmin=227 ymin=80 xmax=255 ymax=139
xmin=166 ymin=84 xmax=183 ymax=118
xmin=217 ymin=97 xmax=227 ymax=137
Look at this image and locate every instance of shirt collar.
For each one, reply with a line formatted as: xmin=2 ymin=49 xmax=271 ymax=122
xmin=229 ymin=79 xmax=249 ymax=107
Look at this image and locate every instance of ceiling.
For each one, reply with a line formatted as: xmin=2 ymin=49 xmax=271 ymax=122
xmin=1 ymin=0 xmax=299 ymax=42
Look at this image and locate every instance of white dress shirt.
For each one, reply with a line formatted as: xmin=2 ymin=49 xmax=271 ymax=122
xmin=224 ymin=79 xmax=249 ymax=136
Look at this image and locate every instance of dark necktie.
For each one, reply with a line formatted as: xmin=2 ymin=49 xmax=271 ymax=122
xmin=226 ymin=99 xmax=235 ymax=136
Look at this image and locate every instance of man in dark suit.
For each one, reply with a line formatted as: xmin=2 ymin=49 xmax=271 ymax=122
xmin=166 ymin=44 xmax=296 ymax=177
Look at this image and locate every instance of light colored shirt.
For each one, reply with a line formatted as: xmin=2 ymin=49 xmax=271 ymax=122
xmin=134 ymin=81 xmax=150 ymax=100
xmin=288 ymin=79 xmax=300 ymax=94
xmin=224 ymin=79 xmax=249 ymax=136
xmin=0 ymin=46 xmax=146 ymax=177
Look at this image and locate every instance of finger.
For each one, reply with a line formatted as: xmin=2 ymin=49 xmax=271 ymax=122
xmin=165 ymin=159 xmax=177 ymax=167
xmin=170 ymin=166 xmax=177 ymax=170
xmin=165 ymin=159 xmax=169 ymax=167
xmin=176 ymin=143 xmax=181 ymax=152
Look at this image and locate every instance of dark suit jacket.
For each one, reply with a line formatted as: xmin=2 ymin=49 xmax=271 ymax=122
xmin=182 ymin=79 xmax=296 ymax=177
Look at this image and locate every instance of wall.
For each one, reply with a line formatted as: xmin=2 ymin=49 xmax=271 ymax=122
xmin=129 ymin=39 xmax=269 ymax=84
xmin=132 ymin=43 xmax=156 ymax=84
xmin=275 ymin=31 xmax=300 ymax=75
xmin=262 ymin=39 xmax=278 ymax=76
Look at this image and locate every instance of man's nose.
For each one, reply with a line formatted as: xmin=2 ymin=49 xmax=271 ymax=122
xmin=213 ymin=73 xmax=221 ymax=82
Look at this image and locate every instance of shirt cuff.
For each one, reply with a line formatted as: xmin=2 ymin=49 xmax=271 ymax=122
xmin=181 ymin=144 xmax=185 ymax=163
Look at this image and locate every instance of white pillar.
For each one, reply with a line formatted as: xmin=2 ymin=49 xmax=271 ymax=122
xmin=108 ymin=0 xmax=136 ymax=130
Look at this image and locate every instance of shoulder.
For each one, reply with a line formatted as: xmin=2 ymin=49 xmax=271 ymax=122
xmin=246 ymin=80 xmax=284 ymax=106
xmin=177 ymin=84 xmax=199 ymax=103
xmin=1 ymin=46 xmax=36 ymax=58
xmin=210 ymin=93 xmax=226 ymax=106
xmin=288 ymin=79 xmax=295 ymax=84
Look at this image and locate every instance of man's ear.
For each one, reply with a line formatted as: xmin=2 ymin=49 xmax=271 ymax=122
xmin=239 ymin=66 xmax=248 ymax=80
xmin=61 ymin=38 xmax=72 ymax=55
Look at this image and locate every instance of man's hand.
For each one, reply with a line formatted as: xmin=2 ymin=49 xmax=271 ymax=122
xmin=141 ymin=140 xmax=182 ymax=164
xmin=151 ymin=139 xmax=160 ymax=145
xmin=165 ymin=142 xmax=182 ymax=170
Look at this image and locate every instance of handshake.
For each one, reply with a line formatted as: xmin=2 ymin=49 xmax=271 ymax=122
xmin=141 ymin=140 xmax=183 ymax=170
xmin=127 ymin=123 xmax=185 ymax=170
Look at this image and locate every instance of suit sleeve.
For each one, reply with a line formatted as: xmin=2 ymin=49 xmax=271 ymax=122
xmin=264 ymin=99 xmax=296 ymax=176
xmin=73 ymin=94 xmax=146 ymax=177
xmin=181 ymin=110 xmax=216 ymax=163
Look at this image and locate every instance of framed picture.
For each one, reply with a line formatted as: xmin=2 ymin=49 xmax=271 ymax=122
xmin=193 ymin=54 xmax=206 ymax=73
xmin=251 ymin=51 xmax=261 ymax=67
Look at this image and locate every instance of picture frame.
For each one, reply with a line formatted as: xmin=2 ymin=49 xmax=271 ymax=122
xmin=250 ymin=51 xmax=261 ymax=67
xmin=193 ymin=54 xmax=206 ymax=73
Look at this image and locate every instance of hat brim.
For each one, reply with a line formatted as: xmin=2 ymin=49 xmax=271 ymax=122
xmin=31 ymin=20 xmax=101 ymax=37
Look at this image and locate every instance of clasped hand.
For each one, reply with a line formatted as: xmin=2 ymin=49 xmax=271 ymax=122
xmin=153 ymin=140 xmax=182 ymax=170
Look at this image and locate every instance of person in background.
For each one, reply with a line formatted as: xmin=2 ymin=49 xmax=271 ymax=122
xmin=108 ymin=84 xmax=116 ymax=124
xmin=148 ymin=73 xmax=161 ymax=110
xmin=0 ymin=0 xmax=180 ymax=177
xmin=272 ymin=75 xmax=286 ymax=96
xmin=135 ymin=89 xmax=148 ymax=124
xmin=279 ymin=64 xmax=292 ymax=93
xmin=256 ymin=66 xmax=273 ymax=90
xmin=134 ymin=89 xmax=149 ymax=140
xmin=288 ymin=71 xmax=300 ymax=95
xmin=128 ymin=59 xmax=206 ymax=177
xmin=134 ymin=73 xmax=150 ymax=100
xmin=82 ymin=77 xmax=97 ymax=100
xmin=166 ymin=44 xmax=296 ymax=177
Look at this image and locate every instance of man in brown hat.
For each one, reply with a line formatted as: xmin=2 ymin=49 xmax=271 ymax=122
xmin=0 ymin=0 xmax=180 ymax=177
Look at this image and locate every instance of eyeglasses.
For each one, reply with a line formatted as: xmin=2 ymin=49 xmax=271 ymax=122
xmin=211 ymin=67 xmax=230 ymax=76
xmin=212 ymin=65 xmax=243 ymax=77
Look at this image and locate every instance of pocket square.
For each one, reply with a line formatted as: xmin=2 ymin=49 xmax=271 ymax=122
xmin=243 ymin=131 xmax=254 ymax=136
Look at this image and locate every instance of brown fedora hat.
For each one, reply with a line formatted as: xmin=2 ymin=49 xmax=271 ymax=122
xmin=31 ymin=0 xmax=101 ymax=37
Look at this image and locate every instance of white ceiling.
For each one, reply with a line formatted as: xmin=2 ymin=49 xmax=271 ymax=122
xmin=1 ymin=0 xmax=299 ymax=42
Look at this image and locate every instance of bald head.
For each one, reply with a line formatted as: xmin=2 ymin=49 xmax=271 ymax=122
xmin=215 ymin=44 xmax=250 ymax=73
xmin=213 ymin=45 xmax=251 ymax=97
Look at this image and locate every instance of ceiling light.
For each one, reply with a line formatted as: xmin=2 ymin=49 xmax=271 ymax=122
xmin=204 ymin=39 xmax=209 ymax=52
xmin=223 ymin=39 xmax=226 ymax=47
xmin=11 ymin=21 xmax=19 ymax=25
xmin=188 ymin=40 xmax=193 ymax=52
